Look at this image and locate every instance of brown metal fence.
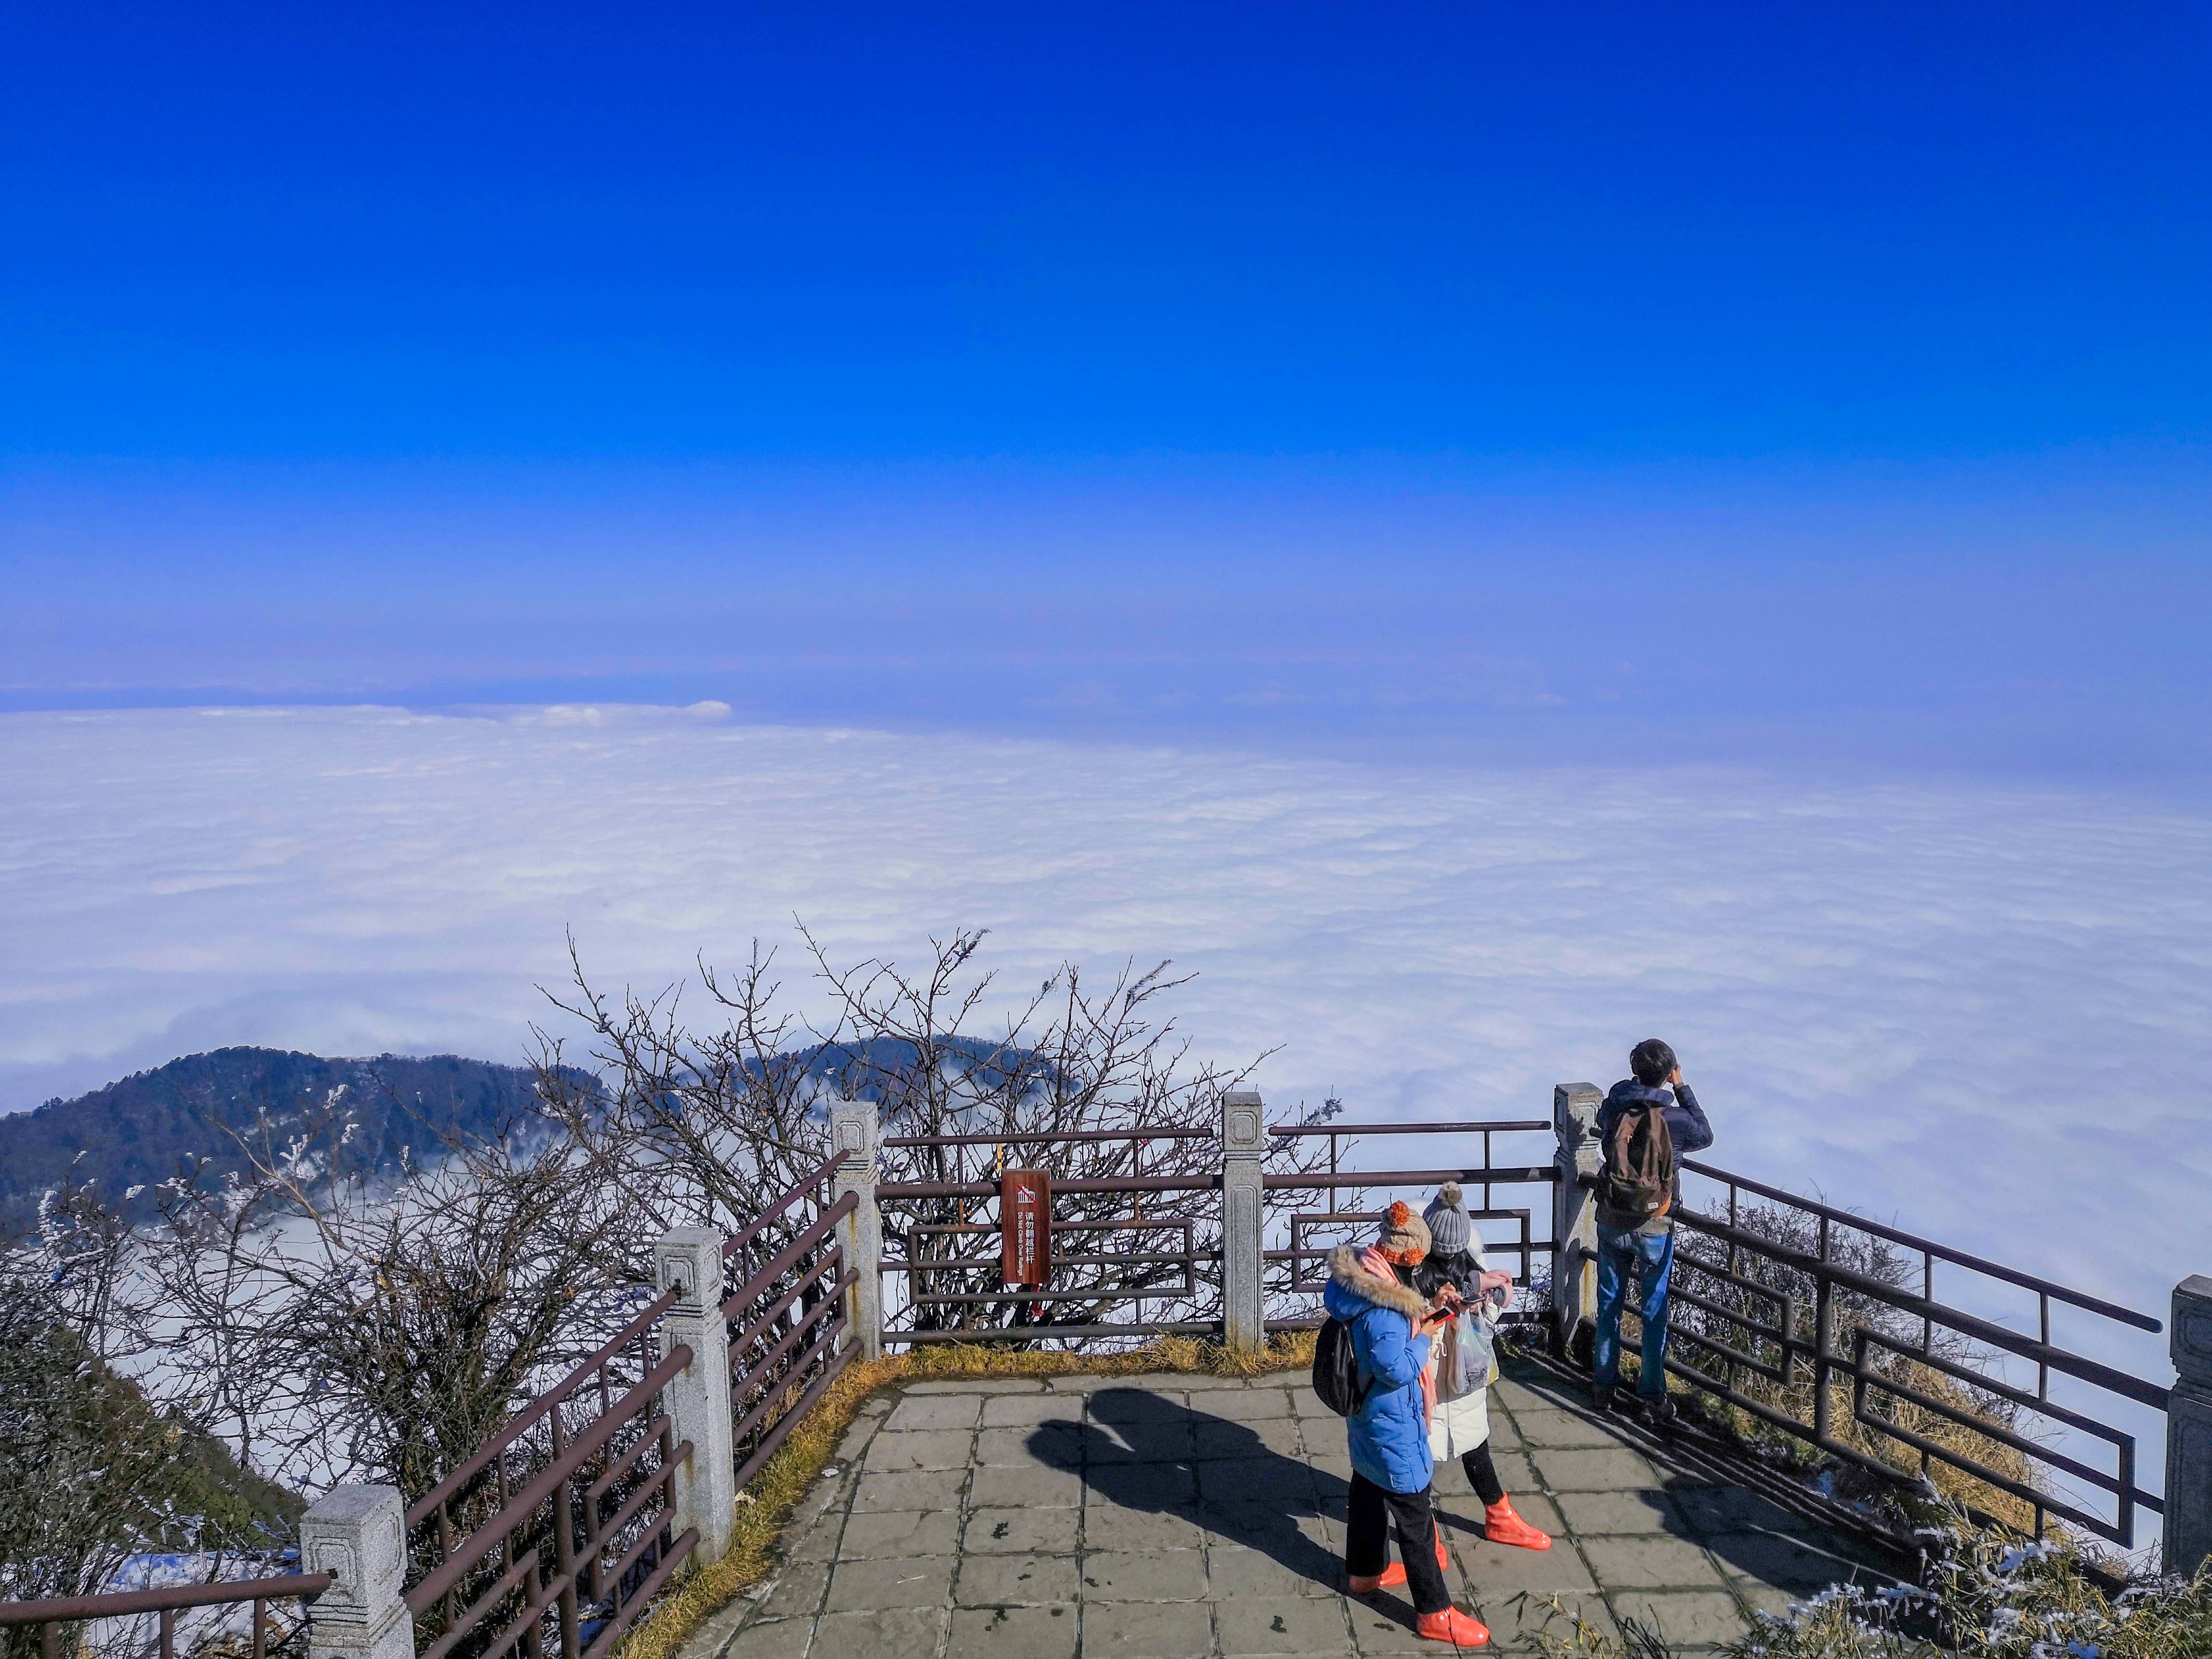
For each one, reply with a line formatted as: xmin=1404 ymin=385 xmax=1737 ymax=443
xmin=401 ymin=1290 xmax=695 ymax=1659
xmin=877 ymin=1127 xmax=1225 ymax=1344
xmin=394 ymin=1155 xmax=855 ymax=1659
xmin=721 ymin=1166 xmax=856 ymax=1490
xmin=0 ymin=1575 xmax=333 ymax=1659
xmin=1262 ymin=1119 xmax=1562 ymax=1332
xmin=870 ymin=1119 xmax=1565 ymax=1343
xmin=1665 ymin=1157 xmax=2169 ymax=1548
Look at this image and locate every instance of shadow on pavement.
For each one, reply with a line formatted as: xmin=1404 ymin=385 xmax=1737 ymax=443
xmin=1034 ymin=1387 xmax=1354 ymax=1601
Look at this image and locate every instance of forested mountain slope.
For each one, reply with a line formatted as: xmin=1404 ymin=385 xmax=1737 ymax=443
xmin=0 ymin=1047 xmax=593 ymax=1233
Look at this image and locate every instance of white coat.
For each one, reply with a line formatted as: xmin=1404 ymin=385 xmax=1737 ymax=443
xmin=1426 ymin=1324 xmax=1493 ymax=1459
xmin=1422 ymin=1228 xmax=1497 ymax=1460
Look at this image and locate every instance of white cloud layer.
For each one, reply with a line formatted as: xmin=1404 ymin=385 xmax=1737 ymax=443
xmin=3 ymin=704 xmax=2206 ymax=1406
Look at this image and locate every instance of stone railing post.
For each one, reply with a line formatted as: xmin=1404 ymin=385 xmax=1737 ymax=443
xmin=830 ymin=1098 xmax=882 ymax=1361
xmin=1551 ymin=1082 xmax=1604 ymax=1363
xmin=655 ymin=1227 xmax=736 ymax=1565
xmin=302 ymin=1485 xmax=412 ymax=1659
xmin=2166 ymin=1274 xmax=2212 ymax=1575
xmin=1221 ymin=1088 xmax=1267 ymax=1353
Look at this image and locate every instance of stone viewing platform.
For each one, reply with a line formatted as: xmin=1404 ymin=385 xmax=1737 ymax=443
xmin=683 ymin=1354 xmax=1909 ymax=1659
xmin=105 ymin=1096 xmax=2172 ymax=1659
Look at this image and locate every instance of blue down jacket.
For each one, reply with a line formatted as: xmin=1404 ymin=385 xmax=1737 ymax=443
xmin=1322 ymin=1245 xmax=1435 ymax=1494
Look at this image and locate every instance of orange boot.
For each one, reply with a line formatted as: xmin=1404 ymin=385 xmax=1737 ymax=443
xmin=1349 ymin=1521 xmax=1452 ymax=1591
xmin=1347 ymin=1561 xmax=1407 ymax=1592
xmin=1415 ymin=1606 xmax=1491 ymax=1647
xmin=1483 ymin=1496 xmax=1551 ymax=1551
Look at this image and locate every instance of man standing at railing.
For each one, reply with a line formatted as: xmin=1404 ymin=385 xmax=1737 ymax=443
xmin=1591 ymin=1038 xmax=1714 ymax=1425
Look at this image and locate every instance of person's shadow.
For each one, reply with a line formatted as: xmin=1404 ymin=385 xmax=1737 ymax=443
xmin=1034 ymin=1387 xmax=1404 ymax=1615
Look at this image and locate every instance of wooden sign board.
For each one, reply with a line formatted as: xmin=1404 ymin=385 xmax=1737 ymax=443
xmin=1001 ymin=1169 xmax=1051 ymax=1287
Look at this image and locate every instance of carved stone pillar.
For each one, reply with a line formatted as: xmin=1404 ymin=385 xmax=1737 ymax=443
xmin=2165 ymin=1274 xmax=2212 ymax=1575
xmin=830 ymin=1098 xmax=882 ymax=1360
xmin=1551 ymin=1082 xmax=1604 ymax=1362
xmin=1221 ymin=1089 xmax=1267 ymax=1352
xmin=302 ymin=1486 xmax=413 ymax=1659
xmin=656 ymin=1226 xmax=736 ymax=1564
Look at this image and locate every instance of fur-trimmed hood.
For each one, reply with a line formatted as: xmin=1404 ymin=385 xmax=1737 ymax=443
xmin=1326 ymin=1245 xmax=1429 ymax=1321
xmin=1321 ymin=1243 xmax=1439 ymax=1494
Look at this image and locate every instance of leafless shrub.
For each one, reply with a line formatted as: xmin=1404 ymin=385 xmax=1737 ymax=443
xmin=10 ymin=925 xmax=1300 ymax=1585
xmin=0 ymin=1272 xmax=168 ymax=1615
xmin=16 ymin=1164 xmax=143 ymax=1364
xmin=143 ymin=1108 xmax=643 ymax=1503
xmin=1668 ymin=1201 xmax=2041 ymax=1527
xmin=535 ymin=926 xmax=1322 ymax=1343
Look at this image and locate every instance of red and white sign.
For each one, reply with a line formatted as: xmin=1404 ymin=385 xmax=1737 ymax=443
xmin=1000 ymin=1169 xmax=1051 ymax=1287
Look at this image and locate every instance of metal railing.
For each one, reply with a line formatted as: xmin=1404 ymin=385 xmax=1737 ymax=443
xmin=402 ymin=1290 xmax=695 ymax=1659
xmin=1263 ymin=1118 xmax=1562 ymax=1333
xmin=870 ymin=1118 xmax=1565 ymax=1344
xmin=0 ymin=1575 xmax=333 ymax=1659
xmin=722 ymin=1184 xmax=856 ymax=1488
xmin=1269 ymin=1118 xmax=1552 ymax=1185
xmin=877 ymin=1126 xmax=1224 ymax=1344
xmin=1662 ymin=1157 xmax=2169 ymax=1548
xmin=396 ymin=1150 xmax=862 ymax=1659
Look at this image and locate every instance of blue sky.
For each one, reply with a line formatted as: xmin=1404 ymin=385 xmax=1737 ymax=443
xmin=4 ymin=10 xmax=2209 ymax=1421
xmin=4 ymin=2 xmax=2209 ymax=769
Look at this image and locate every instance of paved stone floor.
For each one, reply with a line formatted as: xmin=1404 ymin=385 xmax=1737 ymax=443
xmin=683 ymin=1359 xmax=1907 ymax=1659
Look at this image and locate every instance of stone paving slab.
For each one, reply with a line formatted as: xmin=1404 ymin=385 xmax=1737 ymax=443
xmin=840 ymin=1508 xmax=962 ymax=1556
xmin=969 ymin=1507 xmax=1082 ymax=1555
xmin=682 ymin=1362 xmax=1912 ymax=1659
xmin=950 ymin=1605 xmax=1079 ymax=1659
xmin=960 ymin=1554 xmax=1084 ymax=1606
xmin=889 ymin=1395 xmax=986 ymax=1431
xmin=1550 ymin=1487 xmax=1686 ymax=1537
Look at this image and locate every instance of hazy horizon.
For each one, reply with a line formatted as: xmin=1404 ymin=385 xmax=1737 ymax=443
xmin=7 ymin=703 xmax=2204 ymax=1350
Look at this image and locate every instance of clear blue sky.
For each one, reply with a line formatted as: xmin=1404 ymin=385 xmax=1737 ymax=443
xmin=5 ymin=3 xmax=2209 ymax=771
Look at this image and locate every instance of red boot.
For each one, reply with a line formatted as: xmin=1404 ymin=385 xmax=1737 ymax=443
xmin=1348 ymin=1523 xmax=1451 ymax=1592
xmin=1414 ymin=1606 xmax=1491 ymax=1647
xmin=1346 ymin=1561 xmax=1407 ymax=1592
xmin=1483 ymin=1496 xmax=1552 ymax=1551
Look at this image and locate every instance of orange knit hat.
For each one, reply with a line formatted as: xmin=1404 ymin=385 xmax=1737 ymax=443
xmin=1377 ymin=1200 xmax=1431 ymax=1264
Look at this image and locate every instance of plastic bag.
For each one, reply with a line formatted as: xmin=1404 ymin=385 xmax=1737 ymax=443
xmin=1461 ymin=1310 xmax=1497 ymax=1391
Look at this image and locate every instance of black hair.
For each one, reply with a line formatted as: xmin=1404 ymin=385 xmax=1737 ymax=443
xmin=1630 ymin=1037 xmax=1677 ymax=1087
xmin=1414 ymin=1247 xmax=1484 ymax=1301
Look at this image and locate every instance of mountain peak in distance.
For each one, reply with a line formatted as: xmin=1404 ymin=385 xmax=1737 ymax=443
xmin=0 ymin=1046 xmax=598 ymax=1235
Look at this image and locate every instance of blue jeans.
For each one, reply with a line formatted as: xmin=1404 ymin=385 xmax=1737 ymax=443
xmin=1593 ymin=1221 xmax=1675 ymax=1398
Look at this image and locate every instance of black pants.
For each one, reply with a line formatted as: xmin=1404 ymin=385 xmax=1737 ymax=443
xmin=1462 ymin=1441 xmax=1505 ymax=1507
xmin=1345 ymin=1472 xmax=1452 ymax=1616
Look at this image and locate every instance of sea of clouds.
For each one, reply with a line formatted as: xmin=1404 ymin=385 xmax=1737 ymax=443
xmin=3 ymin=703 xmax=2206 ymax=1413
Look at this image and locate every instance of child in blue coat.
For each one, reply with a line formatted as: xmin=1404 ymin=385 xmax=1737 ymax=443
xmin=1322 ymin=1202 xmax=1491 ymax=1648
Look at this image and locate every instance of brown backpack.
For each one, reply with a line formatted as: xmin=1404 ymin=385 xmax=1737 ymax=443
xmin=1602 ymin=1103 xmax=1677 ymax=1223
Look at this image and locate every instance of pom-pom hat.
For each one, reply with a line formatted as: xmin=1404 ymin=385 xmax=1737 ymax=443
xmin=1424 ymin=1181 xmax=1473 ymax=1256
xmin=1377 ymin=1200 xmax=1431 ymax=1263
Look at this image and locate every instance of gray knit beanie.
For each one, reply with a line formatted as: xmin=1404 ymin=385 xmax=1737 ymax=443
xmin=1424 ymin=1181 xmax=1473 ymax=1256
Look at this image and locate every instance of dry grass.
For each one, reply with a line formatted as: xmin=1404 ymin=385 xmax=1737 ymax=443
xmin=1723 ymin=1519 xmax=2212 ymax=1659
xmin=1657 ymin=1204 xmax=2048 ymax=1535
xmin=1526 ymin=1514 xmax=2212 ymax=1659
xmin=1522 ymin=1595 xmax=1680 ymax=1659
xmin=612 ymin=1332 xmax=1315 ymax=1659
xmin=1654 ymin=1352 xmax=2045 ymax=1536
